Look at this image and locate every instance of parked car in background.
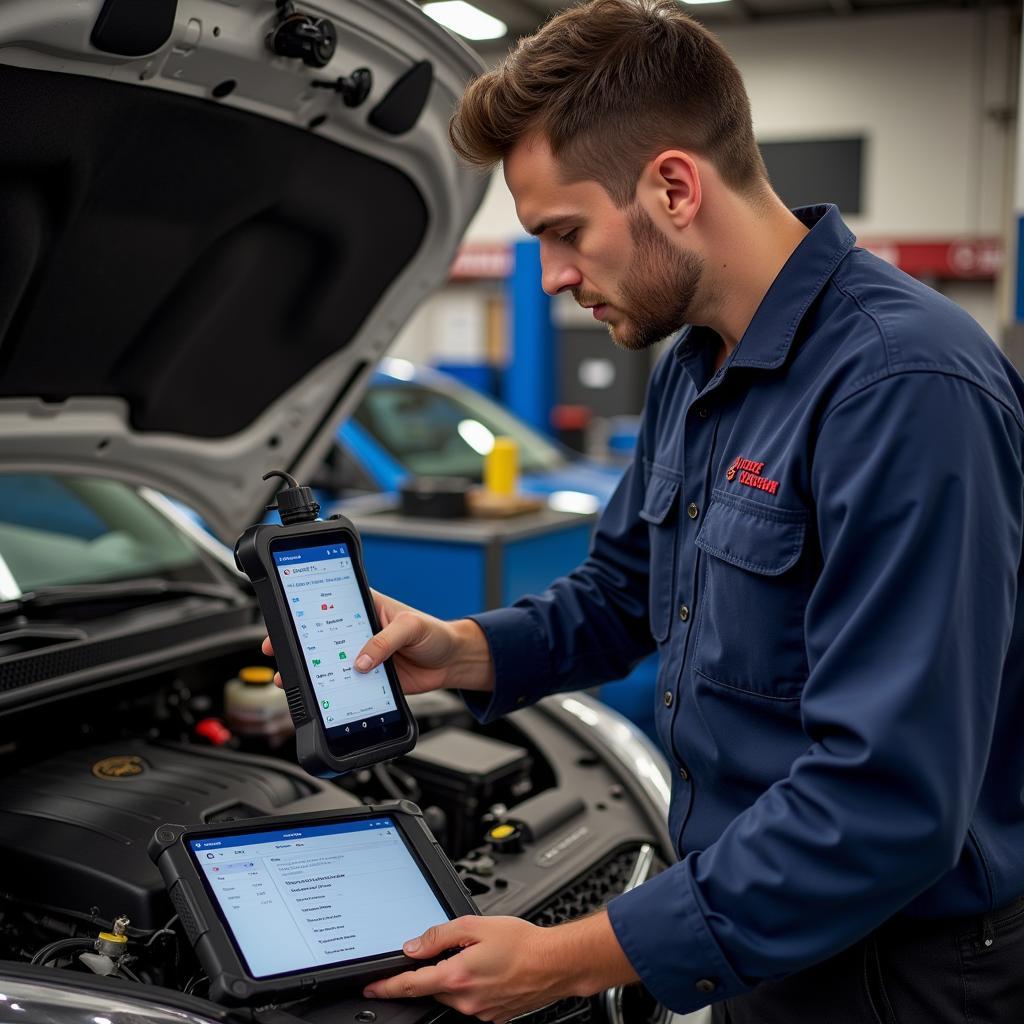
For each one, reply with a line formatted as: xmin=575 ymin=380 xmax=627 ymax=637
xmin=316 ymin=358 xmax=625 ymax=513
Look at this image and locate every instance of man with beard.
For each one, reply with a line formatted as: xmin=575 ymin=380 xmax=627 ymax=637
xmin=267 ymin=1 xmax=1024 ymax=1020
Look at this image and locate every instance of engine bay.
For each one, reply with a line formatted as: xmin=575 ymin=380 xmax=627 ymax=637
xmin=0 ymin=648 xmax=671 ymax=1023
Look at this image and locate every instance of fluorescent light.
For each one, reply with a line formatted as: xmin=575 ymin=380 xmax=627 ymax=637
xmin=423 ymin=2 xmax=507 ymax=40
xmin=457 ymin=419 xmax=495 ymax=455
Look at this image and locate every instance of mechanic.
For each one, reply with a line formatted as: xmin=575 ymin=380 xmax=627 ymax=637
xmin=267 ymin=2 xmax=1024 ymax=1020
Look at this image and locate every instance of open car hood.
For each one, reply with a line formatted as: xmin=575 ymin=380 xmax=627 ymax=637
xmin=0 ymin=0 xmax=486 ymax=541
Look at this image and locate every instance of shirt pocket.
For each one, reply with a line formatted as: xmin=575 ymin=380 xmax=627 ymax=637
xmin=639 ymin=464 xmax=681 ymax=644
xmin=692 ymin=491 xmax=810 ymax=698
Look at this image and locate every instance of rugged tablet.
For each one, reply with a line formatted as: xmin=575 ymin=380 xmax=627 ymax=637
xmin=149 ymin=803 xmax=479 ymax=1005
xmin=235 ymin=473 xmax=417 ymax=777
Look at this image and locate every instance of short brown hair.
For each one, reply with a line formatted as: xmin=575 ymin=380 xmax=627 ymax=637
xmin=449 ymin=0 xmax=768 ymax=206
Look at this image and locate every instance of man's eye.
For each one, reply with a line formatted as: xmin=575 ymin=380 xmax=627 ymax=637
xmin=558 ymin=229 xmax=578 ymax=246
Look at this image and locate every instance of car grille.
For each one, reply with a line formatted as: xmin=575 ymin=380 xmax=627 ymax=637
xmin=518 ymin=845 xmax=669 ymax=1024
xmin=527 ymin=845 xmax=660 ymax=928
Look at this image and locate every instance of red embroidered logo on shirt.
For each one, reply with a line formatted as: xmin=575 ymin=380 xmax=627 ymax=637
xmin=726 ymin=457 xmax=780 ymax=496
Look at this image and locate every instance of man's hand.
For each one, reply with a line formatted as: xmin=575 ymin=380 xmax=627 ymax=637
xmin=362 ymin=912 xmax=638 ymax=1023
xmin=261 ymin=590 xmax=494 ymax=695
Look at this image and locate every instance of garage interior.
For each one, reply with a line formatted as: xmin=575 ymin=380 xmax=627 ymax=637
xmin=0 ymin=1 xmax=1021 ymax=1023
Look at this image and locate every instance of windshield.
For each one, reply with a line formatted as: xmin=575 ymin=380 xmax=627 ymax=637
xmin=0 ymin=474 xmax=213 ymax=596
xmin=353 ymin=379 xmax=566 ymax=480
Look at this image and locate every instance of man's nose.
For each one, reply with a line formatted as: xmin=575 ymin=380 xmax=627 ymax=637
xmin=540 ymin=248 xmax=582 ymax=296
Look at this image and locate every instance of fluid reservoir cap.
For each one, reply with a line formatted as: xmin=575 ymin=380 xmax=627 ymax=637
xmin=96 ymin=931 xmax=129 ymax=957
xmin=486 ymin=823 xmax=523 ymax=853
xmin=239 ymin=666 xmax=275 ymax=685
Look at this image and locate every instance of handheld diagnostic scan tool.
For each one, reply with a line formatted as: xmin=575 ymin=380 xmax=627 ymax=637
xmin=234 ymin=472 xmax=417 ymax=777
xmin=149 ymin=804 xmax=479 ymax=1004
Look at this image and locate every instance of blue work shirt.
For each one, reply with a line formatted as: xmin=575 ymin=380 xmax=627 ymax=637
xmin=467 ymin=205 xmax=1024 ymax=1013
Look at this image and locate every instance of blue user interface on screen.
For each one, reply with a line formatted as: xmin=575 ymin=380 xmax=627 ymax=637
xmin=273 ymin=543 xmax=397 ymax=733
xmin=190 ymin=817 xmax=448 ymax=977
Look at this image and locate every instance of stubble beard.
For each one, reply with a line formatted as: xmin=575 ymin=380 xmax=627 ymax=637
xmin=605 ymin=206 xmax=705 ymax=352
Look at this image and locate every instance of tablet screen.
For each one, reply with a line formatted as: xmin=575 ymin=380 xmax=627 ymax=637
xmin=188 ymin=817 xmax=451 ymax=978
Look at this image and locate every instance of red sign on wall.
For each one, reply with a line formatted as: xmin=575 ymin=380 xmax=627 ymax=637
xmin=449 ymin=244 xmax=513 ymax=281
xmin=448 ymin=238 xmax=1003 ymax=282
xmin=858 ymin=238 xmax=1002 ymax=280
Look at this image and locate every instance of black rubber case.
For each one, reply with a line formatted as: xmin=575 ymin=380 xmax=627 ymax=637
xmin=234 ymin=515 xmax=417 ymax=777
xmin=148 ymin=802 xmax=479 ymax=1005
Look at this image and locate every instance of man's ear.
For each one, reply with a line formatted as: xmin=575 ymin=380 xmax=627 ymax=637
xmin=637 ymin=150 xmax=701 ymax=232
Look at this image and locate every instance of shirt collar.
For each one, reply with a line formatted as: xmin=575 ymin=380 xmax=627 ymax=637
xmin=673 ymin=204 xmax=856 ymax=372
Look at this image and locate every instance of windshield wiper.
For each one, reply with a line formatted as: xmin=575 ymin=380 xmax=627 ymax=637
xmin=0 ymin=578 xmax=247 ymax=619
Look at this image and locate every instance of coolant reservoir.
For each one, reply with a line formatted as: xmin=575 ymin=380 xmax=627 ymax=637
xmin=224 ymin=666 xmax=293 ymax=746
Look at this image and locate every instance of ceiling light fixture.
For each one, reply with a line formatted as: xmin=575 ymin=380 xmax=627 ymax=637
xmin=423 ymin=2 xmax=508 ymax=40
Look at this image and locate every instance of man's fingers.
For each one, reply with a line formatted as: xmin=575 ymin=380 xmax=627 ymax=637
xmin=261 ymin=636 xmax=282 ymax=687
xmin=402 ymin=918 xmax=477 ymax=959
xmin=370 ymin=589 xmax=401 ymax=628
xmin=273 ymin=671 xmax=283 ymax=689
xmin=468 ymin=1004 xmax=513 ymax=1024
xmin=362 ymin=964 xmax=445 ymax=1000
xmin=361 ymin=919 xmax=480 ymax=999
xmin=355 ymin=612 xmax=424 ymax=672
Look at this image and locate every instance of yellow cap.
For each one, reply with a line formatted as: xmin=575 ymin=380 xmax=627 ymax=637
xmin=98 ymin=932 xmax=128 ymax=945
xmin=239 ymin=666 xmax=275 ymax=685
xmin=489 ymin=824 xmax=516 ymax=840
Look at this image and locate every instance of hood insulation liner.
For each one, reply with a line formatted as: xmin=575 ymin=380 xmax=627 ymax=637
xmin=0 ymin=64 xmax=428 ymax=439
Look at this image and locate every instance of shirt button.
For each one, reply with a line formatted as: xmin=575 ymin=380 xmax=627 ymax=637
xmin=697 ymin=407 xmax=709 ymax=419
xmin=687 ymin=502 xmax=699 ymax=520
xmin=695 ymin=979 xmax=717 ymax=994
xmin=678 ymin=766 xmax=689 ymax=781
xmin=679 ymin=604 xmax=690 ymax=622
xmin=663 ymin=690 xmax=673 ymax=708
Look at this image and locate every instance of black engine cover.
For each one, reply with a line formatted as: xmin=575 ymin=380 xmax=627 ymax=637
xmin=0 ymin=741 xmax=359 ymax=928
